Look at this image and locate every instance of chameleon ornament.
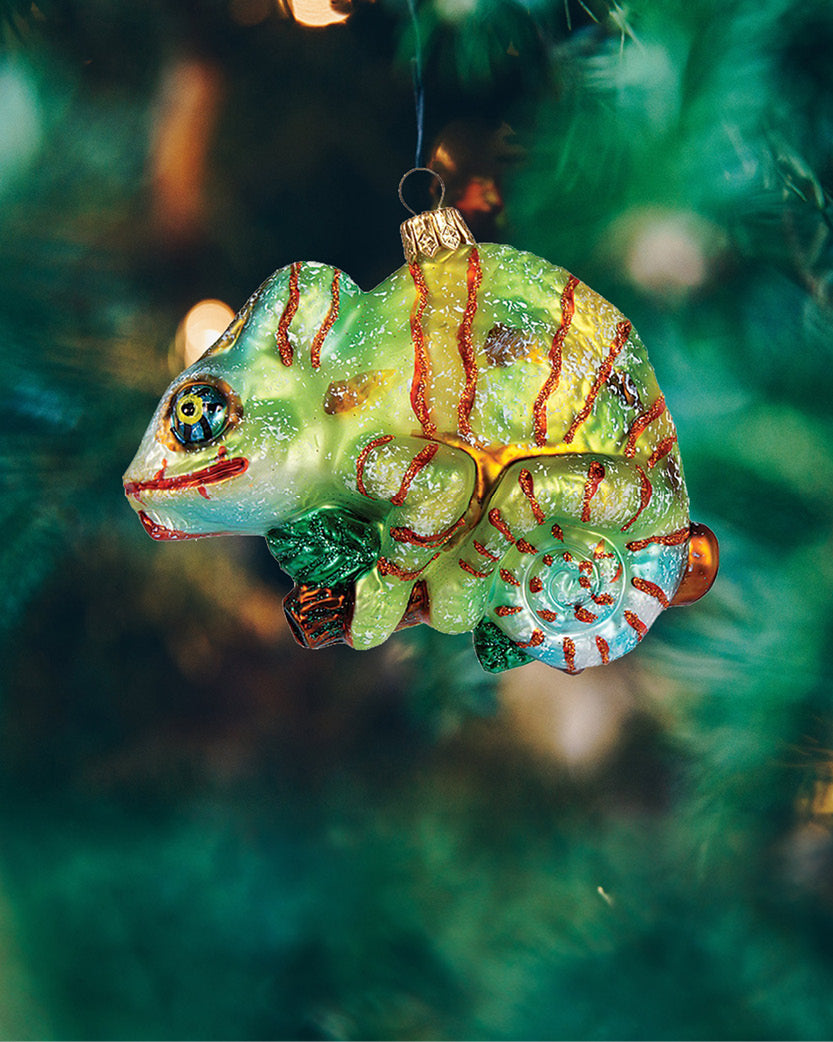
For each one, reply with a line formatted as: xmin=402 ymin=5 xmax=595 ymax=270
xmin=124 ymin=197 xmax=717 ymax=673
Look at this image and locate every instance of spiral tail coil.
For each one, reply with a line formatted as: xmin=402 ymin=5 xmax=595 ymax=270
xmin=481 ymin=519 xmax=687 ymax=672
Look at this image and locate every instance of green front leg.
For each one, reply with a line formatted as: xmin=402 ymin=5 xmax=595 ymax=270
xmin=348 ymin=436 xmax=477 ymax=649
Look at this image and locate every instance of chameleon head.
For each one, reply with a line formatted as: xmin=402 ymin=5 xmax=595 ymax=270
xmin=122 ymin=302 xmax=317 ymax=540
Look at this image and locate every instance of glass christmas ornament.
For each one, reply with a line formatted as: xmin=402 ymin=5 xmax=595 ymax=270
xmin=124 ymin=175 xmax=717 ymax=673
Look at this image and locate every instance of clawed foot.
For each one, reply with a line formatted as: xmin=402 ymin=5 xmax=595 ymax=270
xmin=472 ymin=619 xmax=533 ymax=673
xmin=283 ymin=583 xmax=354 ymax=649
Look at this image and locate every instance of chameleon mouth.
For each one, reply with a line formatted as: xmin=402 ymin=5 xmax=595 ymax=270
xmin=137 ymin=511 xmax=236 ymax=541
xmin=123 ymin=455 xmax=249 ymax=497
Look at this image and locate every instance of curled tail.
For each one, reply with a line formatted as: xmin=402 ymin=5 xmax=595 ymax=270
xmin=475 ymin=516 xmax=688 ymax=672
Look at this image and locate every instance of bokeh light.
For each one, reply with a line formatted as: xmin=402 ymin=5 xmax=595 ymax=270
xmin=288 ymin=0 xmax=351 ymax=28
xmin=176 ymin=299 xmax=235 ymax=367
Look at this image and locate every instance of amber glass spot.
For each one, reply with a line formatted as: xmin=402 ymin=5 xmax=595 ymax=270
xmin=671 ymin=522 xmax=719 ymax=606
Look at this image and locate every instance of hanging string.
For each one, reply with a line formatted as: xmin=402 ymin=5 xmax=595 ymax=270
xmin=405 ymin=0 xmax=425 ymax=168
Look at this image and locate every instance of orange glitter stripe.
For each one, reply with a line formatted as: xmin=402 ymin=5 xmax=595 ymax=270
xmin=624 ymin=610 xmax=647 ymax=639
xmin=620 ymin=466 xmax=653 ymax=533
xmin=390 ymin=443 xmax=439 ymax=506
xmin=355 ymin=434 xmax=394 ymax=498
xmin=495 ymin=605 xmax=523 ymax=616
xmin=562 ymin=637 xmax=577 ymax=672
xmin=378 ymin=555 xmax=437 ymax=580
xmin=574 ymin=605 xmax=598 ymax=624
xmin=517 ymin=630 xmax=545 ymax=649
xmin=563 ymin=319 xmax=632 ymax=443
xmin=457 ymin=248 xmax=482 ymax=438
xmin=390 ymin=516 xmax=466 ymax=547
xmin=537 ymin=609 xmax=559 ymax=622
xmin=488 ymin=508 xmax=516 ymax=544
xmin=529 ymin=576 xmax=543 ymax=593
xmin=595 ymin=636 xmax=610 ymax=663
xmin=474 ymin=541 xmax=500 ymax=561
xmin=626 ymin=527 xmax=689 ymax=552
xmin=647 ymin=435 xmax=677 ymax=469
xmin=624 ymin=395 xmax=666 ymax=458
xmin=500 ymin=568 xmax=521 ymax=587
xmin=275 ymin=262 xmax=301 ymax=366
xmin=408 ymin=262 xmax=436 ymax=436
xmin=581 ymin=460 xmax=606 ymax=523
xmin=631 ymin=576 xmax=670 ymax=608
xmin=458 ymin=558 xmax=493 ymax=579
xmin=310 ymin=268 xmax=340 ymax=369
xmin=533 ymin=275 xmax=579 ymax=446
xmin=519 ymin=469 xmax=545 ymax=525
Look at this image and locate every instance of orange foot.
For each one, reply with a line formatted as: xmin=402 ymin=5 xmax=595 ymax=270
xmin=283 ymin=583 xmax=353 ymax=649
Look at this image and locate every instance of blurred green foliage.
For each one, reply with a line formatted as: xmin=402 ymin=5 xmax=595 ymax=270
xmin=2 ymin=0 xmax=833 ymax=1038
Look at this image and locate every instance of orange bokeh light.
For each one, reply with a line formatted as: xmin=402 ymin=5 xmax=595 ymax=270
xmin=178 ymin=299 xmax=235 ymax=367
xmin=289 ymin=0 xmax=350 ymax=27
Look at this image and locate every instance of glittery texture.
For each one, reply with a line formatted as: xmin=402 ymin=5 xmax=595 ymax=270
xmin=124 ymin=224 xmax=714 ymax=671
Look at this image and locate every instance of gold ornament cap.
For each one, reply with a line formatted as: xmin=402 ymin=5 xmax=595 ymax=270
xmin=398 ymin=168 xmax=476 ymax=264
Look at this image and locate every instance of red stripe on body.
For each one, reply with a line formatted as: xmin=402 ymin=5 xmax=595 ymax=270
xmin=596 ymin=636 xmax=610 ymax=663
xmin=276 ymin=262 xmax=301 ymax=366
xmin=620 ymin=466 xmax=653 ymax=532
xmin=378 ymin=555 xmax=437 ymax=580
xmin=488 ymin=508 xmax=516 ymax=544
xmin=647 ymin=435 xmax=677 ymax=469
xmin=458 ymin=558 xmax=493 ymax=579
xmin=390 ymin=516 xmax=465 ymax=547
xmin=389 ymin=443 xmax=439 ymax=506
xmin=563 ymin=319 xmax=632 ymax=443
xmin=500 ymin=568 xmax=521 ymax=587
xmin=624 ymin=610 xmax=647 ymax=639
xmin=355 ymin=434 xmax=394 ymax=498
xmin=310 ymin=269 xmax=340 ymax=369
xmin=474 ymin=541 xmax=500 ymax=561
xmin=533 ymin=276 xmax=579 ymax=446
xmin=537 ymin=609 xmax=559 ymax=622
xmin=529 ymin=576 xmax=543 ymax=593
xmin=457 ymin=248 xmax=482 ymax=438
xmin=518 ymin=469 xmax=545 ymax=525
xmin=495 ymin=605 xmax=523 ymax=617
xmin=624 ymin=395 xmax=666 ymax=458
xmin=562 ymin=637 xmax=578 ymax=672
xmin=517 ymin=630 xmax=545 ymax=649
xmin=408 ymin=262 xmax=436 ymax=436
xmin=626 ymin=527 xmax=689 ymax=552
xmin=631 ymin=576 xmax=670 ymax=608
xmin=581 ymin=460 xmax=606 ymax=523
xmin=574 ymin=605 xmax=598 ymax=624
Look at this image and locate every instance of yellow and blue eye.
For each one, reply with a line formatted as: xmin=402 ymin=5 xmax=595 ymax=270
xmin=170 ymin=384 xmax=229 ymax=446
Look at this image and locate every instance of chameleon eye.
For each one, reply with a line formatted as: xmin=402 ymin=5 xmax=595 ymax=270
xmin=170 ymin=383 xmax=229 ymax=447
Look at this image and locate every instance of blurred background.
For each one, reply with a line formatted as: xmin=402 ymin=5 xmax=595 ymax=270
xmin=2 ymin=0 xmax=833 ymax=1037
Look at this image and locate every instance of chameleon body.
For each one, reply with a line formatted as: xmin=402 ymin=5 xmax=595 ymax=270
xmin=124 ymin=214 xmax=716 ymax=673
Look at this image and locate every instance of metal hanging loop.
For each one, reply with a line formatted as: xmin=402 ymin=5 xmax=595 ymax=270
xmin=398 ymin=167 xmax=446 ymax=216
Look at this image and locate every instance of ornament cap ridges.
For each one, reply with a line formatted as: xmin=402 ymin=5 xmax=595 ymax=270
xmin=400 ymin=206 xmax=477 ymax=264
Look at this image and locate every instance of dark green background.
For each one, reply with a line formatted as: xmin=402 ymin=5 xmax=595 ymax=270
xmin=2 ymin=0 xmax=833 ymax=1037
